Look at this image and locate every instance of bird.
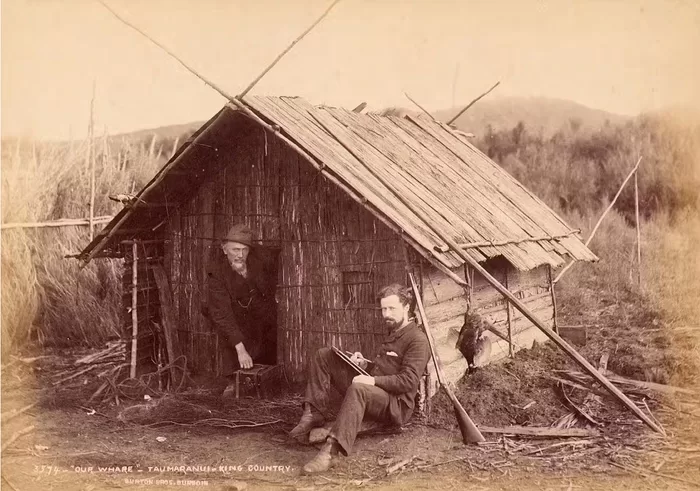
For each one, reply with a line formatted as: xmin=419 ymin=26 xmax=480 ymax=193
xmin=456 ymin=311 xmax=490 ymax=374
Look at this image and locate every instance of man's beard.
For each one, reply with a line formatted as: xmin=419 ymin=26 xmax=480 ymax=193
xmin=229 ymin=259 xmax=247 ymax=273
xmin=384 ymin=316 xmax=405 ymax=330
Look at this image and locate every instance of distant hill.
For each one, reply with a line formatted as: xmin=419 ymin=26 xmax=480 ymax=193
xmin=110 ymin=121 xmax=204 ymax=142
xmin=107 ymin=96 xmax=628 ymax=145
xmin=432 ymin=96 xmax=630 ymax=137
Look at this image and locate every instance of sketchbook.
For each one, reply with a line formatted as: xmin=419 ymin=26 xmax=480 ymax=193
xmin=331 ymin=346 xmax=370 ymax=376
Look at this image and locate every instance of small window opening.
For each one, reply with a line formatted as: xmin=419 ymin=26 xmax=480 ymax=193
xmin=342 ymin=271 xmax=374 ymax=307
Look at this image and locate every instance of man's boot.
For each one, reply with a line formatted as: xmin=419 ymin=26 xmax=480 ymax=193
xmin=302 ymin=436 xmax=339 ymax=474
xmin=289 ymin=404 xmax=324 ymax=443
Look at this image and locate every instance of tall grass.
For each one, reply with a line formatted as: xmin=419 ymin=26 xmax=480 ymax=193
xmin=1 ymin=134 xmax=177 ymax=356
xmin=554 ymin=205 xmax=699 ymax=385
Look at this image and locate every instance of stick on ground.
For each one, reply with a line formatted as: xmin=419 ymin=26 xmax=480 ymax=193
xmin=1 ymin=404 xmax=37 ymax=424
xmin=1 ymin=425 xmax=36 ymax=453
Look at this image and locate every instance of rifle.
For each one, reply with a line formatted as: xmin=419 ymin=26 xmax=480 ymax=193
xmin=409 ymin=273 xmax=485 ymax=443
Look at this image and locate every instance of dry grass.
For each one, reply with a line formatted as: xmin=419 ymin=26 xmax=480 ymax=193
xmin=1 ymin=135 xmax=169 ymax=355
xmin=644 ymin=210 xmax=700 ymax=388
xmin=555 ymin=206 xmax=700 ymax=386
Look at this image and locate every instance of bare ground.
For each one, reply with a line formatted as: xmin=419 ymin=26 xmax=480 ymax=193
xmin=2 ymin=318 xmax=698 ymax=491
xmin=3 ymin=220 xmax=700 ymax=491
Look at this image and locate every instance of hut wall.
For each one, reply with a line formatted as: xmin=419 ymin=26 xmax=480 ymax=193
xmin=422 ymin=259 xmax=553 ymax=394
xmin=165 ymin=125 xmax=410 ymax=380
xmin=277 ymin=140 xmax=409 ymax=380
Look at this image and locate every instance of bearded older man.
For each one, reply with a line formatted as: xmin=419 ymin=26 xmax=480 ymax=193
xmin=290 ymin=284 xmax=431 ymax=474
xmin=207 ymin=224 xmax=277 ymax=371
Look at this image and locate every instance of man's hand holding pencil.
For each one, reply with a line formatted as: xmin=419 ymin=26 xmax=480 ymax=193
xmin=348 ymin=351 xmax=370 ymax=370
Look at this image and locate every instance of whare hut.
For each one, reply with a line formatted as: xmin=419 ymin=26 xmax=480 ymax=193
xmin=78 ymin=96 xmax=598 ymax=397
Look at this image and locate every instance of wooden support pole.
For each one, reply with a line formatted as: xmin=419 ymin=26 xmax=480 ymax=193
xmin=404 ymin=92 xmax=437 ymax=121
xmin=1 ymin=216 xmax=114 ymax=230
xmin=308 ymin=112 xmax=663 ymax=434
xmin=130 ymin=242 xmax=139 ymax=379
xmin=634 ymin=167 xmax=642 ymax=288
xmin=99 ymin=1 xmax=237 ymax=102
xmin=554 ymin=156 xmax=642 ymax=284
xmin=88 ymin=80 xmax=97 ymax=241
xmin=238 ymin=0 xmax=343 ymax=98
xmin=505 ymin=269 xmax=514 ymax=358
xmin=548 ymin=265 xmax=559 ymax=333
xmin=447 ymin=81 xmax=501 ymax=126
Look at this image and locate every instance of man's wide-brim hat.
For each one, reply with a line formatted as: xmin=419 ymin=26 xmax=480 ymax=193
xmin=223 ymin=224 xmax=254 ymax=247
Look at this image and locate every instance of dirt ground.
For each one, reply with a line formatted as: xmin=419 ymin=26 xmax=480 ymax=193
xmin=2 ymin=338 xmax=699 ymax=491
xmin=3 ymin=256 xmax=700 ymax=491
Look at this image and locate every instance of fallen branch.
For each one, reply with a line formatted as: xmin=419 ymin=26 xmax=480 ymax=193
xmin=52 ymin=364 xmax=101 ymax=386
xmin=642 ymin=400 xmax=665 ymax=433
xmin=522 ymin=438 xmax=596 ymax=456
xmin=610 ymin=462 xmax=700 ymax=488
xmin=557 ymin=382 xmax=601 ymax=426
xmin=416 ymin=455 xmax=472 ymax=469
xmin=10 ymin=355 xmax=54 ymax=364
xmin=386 ymin=455 xmax=416 ymax=475
xmin=558 ymin=370 xmax=697 ymax=397
xmin=548 ymin=377 xmax=608 ymax=398
xmin=141 ymin=419 xmax=283 ymax=429
xmin=75 ymin=342 xmax=122 ymax=365
xmin=1 ymin=425 xmax=36 ymax=453
xmin=1 ymin=403 xmax=37 ymax=424
xmin=477 ymin=425 xmax=598 ymax=437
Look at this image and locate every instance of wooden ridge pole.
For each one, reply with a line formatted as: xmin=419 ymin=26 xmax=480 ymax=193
xmin=554 ymin=156 xmax=642 ymax=284
xmin=99 ymin=1 xmax=237 ymax=101
xmin=307 ymin=111 xmax=663 ymax=434
xmin=447 ymin=81 xmax=500 ymax=126
xmin=238 ymin=0 xmax=343 ymax=98
xmin=99 ymin=0 xmax=341 ymax=102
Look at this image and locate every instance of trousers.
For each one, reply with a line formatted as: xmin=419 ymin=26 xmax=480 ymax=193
xmin=303 ymin=347 xmax=412 ymax=455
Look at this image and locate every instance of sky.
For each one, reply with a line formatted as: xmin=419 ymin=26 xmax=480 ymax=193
xmin=1 ymin=0 xmax=699 ymax=140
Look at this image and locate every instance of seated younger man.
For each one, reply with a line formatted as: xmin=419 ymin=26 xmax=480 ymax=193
xmin=290 ymin=283 xmax=431 ymax=473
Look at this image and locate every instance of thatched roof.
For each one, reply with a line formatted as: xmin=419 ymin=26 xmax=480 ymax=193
xmin=79 ymin=96 xmax=597 ymax=271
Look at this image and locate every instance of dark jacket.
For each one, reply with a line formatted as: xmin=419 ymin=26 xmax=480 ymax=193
xmin=368 ymin=321 xmax=431 ymax=412
xmin=207 ymin=247 xmax=277 ymax=359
